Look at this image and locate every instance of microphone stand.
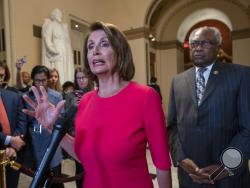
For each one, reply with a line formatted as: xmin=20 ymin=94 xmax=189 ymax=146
xmin=29 ymin=120 xmax=67 ymax=188
xmin=42 ymin=172 xmax=54 ymax=188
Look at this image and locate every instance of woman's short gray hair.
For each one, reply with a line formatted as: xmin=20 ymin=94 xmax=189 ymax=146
xmin=189 ymin=26 xmax=222 ymax=46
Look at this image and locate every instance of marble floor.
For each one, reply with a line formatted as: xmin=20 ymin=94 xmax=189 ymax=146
xmin=18 ymin=150 xmax=179 ymax=188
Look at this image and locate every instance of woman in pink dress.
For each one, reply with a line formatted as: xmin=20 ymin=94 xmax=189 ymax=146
xmin=23 ymin=21 xmax=172 ymax=188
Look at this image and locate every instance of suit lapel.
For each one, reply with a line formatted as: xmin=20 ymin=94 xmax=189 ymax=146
xmin=200 ymin=61 xmax=221 ymax=105
xmin=185 ymin=67 xmax=197 ymax=104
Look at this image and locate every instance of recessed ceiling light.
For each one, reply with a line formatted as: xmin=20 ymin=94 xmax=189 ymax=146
xmin=149 ymin=34 xmax=153 ymax=38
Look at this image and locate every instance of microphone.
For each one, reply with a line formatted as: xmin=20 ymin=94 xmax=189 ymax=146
xmin=29 ymin=118 xmax=68 ymax=188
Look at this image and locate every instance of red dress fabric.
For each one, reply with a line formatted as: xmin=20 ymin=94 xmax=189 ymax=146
xmin=75 ymin=82 xmax=171 ymax=188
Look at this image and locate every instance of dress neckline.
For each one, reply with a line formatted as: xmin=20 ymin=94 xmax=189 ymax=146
xmin=95 ymin=81 xmax=133 ymax=100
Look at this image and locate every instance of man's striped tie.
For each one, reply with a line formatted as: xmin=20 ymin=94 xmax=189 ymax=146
xmin=196 ymin=67 xmax=207 ymax=106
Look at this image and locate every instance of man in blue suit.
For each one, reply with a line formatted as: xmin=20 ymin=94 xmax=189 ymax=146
xmin=0 ymin=60 xmax=27 ymax=188
xmin=168 ymin=26 xmax=250 ymax=188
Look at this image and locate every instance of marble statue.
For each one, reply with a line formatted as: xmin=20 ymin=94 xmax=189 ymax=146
xmin=42 ymin=8 xmax=74 ymax=83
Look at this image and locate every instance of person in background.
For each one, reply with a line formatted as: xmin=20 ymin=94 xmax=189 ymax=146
xmin=73 ymin=68 xmax=94 ymax=104
xmin=167 ymin=26 xmax=250 ymax=188
xmin=62 ymin=81 xmax=74 ymax=99
xmin=0 ymin=60 xmax=10 ymax=89
xmin=0 ymin=60 xmax=18 ymax=93
xmin=23 ymin=21 xmax=172 ymax=188
xmin=60 ymin=80 xmax=75 ymax=162
xmin=0 ymin=60 xmax=26 ymax=188
xmin=148 ymin=76 xmax=162 ymax=101
xmin=15 ymin=56 xmax=31 ymax=93
xmin=49 ymin=68 xmax=62 ymax=92
xmin=24 ymin=65 xmax=64 ymax=188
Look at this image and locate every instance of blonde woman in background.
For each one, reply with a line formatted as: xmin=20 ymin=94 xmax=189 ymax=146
xmin=49 ymin=68 xmax=62 ymax=92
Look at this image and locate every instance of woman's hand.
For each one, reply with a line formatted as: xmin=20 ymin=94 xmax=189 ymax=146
xmin=23 ymin=86 xmax=65 ymax=130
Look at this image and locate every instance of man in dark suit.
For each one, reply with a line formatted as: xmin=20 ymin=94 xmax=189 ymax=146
xmin=0 ymin=60 xmax=27 ymax=188
xmin=167 ymin=26 xmax=250 ymax=188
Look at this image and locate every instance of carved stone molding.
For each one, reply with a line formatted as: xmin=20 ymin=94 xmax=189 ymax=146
xmin=151 ymin=40 xmax=183 ymax=51
xmin=123 ymin=27 xmax=149 ymax=40
xmin=232 ymin=28 xmax=250 ymax=40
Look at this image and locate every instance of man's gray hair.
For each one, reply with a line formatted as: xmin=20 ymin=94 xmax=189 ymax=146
xmin=189 ymin=26 xmax=222 ymax=46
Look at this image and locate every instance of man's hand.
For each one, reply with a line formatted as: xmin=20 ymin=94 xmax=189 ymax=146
xmin=5 ymin=147 xmax=17 ymax=158
xmin=199 ymin=164 xmax=229 ymax=181
xmin=10 ymin=135 xmax=25 ymax=151
xmin=179 ymin=158 xmax=200 ymax=174
xmin=189 ymin=170 xmax=211 ymax=184
xmin=180 ymin=158 xmax=212 ymax=184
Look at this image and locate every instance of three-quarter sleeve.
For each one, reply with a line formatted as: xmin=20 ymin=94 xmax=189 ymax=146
xmin=144 ymin=88 xmax=172 ymax=170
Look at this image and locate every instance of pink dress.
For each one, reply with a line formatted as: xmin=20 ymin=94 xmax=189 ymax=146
xmin=75 ymin=82 xmax=171 ymax=188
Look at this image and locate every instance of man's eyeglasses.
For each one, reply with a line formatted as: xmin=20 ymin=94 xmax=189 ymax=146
xmin=189 ymin=40 xmax=216 ymax=49
xmin=33 ymin=79 xmax=48 ymax=84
